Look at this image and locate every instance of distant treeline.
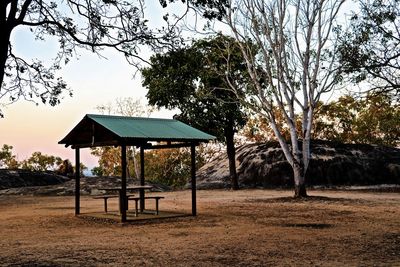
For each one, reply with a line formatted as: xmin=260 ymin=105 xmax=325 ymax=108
xmin=0 ymin=145 xmax=86 ymax=177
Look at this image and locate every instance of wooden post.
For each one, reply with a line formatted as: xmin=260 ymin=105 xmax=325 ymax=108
xmin=191 ymin=144 xmax=197 ymax=216
xmin=121 ymin=144 xmax=127 ymax=222
xmin=140 ymin=146 xmax=145 ymax=212
xmin=75 ymin=148 xmax=80 ymax=216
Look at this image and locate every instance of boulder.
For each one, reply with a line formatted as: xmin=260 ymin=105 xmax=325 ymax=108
xmin=196 ymin=141 xmax=400 ymax=189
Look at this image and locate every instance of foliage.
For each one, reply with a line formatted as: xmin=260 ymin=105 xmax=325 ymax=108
xmin=163 ymin=0 xmax=229 ymax=20
xmin=91 ymin=146 xmax=122 ymax=177
xmin=142 ymin=34 xmax=250 ymax=189
xmin=91 ymin=144 xmax=214 ymax=188
xmin=91 ymin=166 xmax=104 ymax=177
xmin=0 ymin=144 xmax=81 ymax=175
xmin=0 ymin=144 xmax=19 ymax=169
xmin=20 ymin=151 xmax=61 ymax=172
xmin=142 ymin=34 xmax=248 ymax=142
xmin=56 ymin=159 xmax=74 ymax=177
xmin=145 ymin=145 xmax=215 ymax=188
xmin=0 ymin=0 xmax=181 ymax=117
xmin=242 ymin=94 xmax=400 ymax=147
xmin=314 ymin=94 xmax=400 ymax=146
xmin=338 ymin=0 xmax=400 ymax=97
xmin=90 ymin=146 xmax=135 ymax=177
xmin=240 ymin=108 xmax=302 ymax=143
xmin=144 ymin=149 xmax=189 ymax=188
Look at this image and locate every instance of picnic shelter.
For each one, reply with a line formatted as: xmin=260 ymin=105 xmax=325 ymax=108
xmin=59 ymin=114 xmax=215 ymax=222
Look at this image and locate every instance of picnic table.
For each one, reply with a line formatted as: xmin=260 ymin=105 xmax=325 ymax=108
xmin=98 ymin=185 xmax=156 ymax=215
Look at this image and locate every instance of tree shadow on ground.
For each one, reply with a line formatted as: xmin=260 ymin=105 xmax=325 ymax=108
xmin=246 ymin=195 xmax=369 ymax=204
xmin=280 ymin=223 xmax=333 ymax=229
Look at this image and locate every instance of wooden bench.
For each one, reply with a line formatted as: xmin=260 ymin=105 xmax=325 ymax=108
xmin=128 ymin=196 xmax=164 ymax=216
xmin=93 ymin=194 xmax=135 ymax=213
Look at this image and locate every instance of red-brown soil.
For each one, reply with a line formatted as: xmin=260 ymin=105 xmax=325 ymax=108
xmin=0 ymin=189 xmax=399 ymax=266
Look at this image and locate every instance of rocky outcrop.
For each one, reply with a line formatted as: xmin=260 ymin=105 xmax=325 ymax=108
xmin=0 ymin=173 xmax=170 ymax=196
xmin=0 ymin=169 xmax=70 ymax=190
xmin=196 ymin=141 xmax=400 ymax=189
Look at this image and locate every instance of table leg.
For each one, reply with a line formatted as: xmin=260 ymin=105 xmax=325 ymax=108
xmin=140 ymin=188 xmax=145 ymax=212
xmin=135 ymin=199 xmax=139 ymax=217
xmin=118 ymin=193 xmax=124 ymax=215
xmin=104 ymin=198 xmax=108 ymax=213
xmin=155 ymin=198 xmax=159 ymax=215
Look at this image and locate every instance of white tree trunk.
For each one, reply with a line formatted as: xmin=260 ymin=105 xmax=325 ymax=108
xmin=217 ymin=0 xmax=345 ymax=197
xmin=293 ymin=161 xmax=307 ymax=197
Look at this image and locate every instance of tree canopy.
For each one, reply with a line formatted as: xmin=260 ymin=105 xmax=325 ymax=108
xmin=0 ymin=144 xmax=19 ymax=168
xmin=20 ymin=151 xmax=61 ymax=172
xmin=243 ymin=93 xmax=400 ymax=148
xmin=338 ymin=0 xmax=400 ymax=98
xmin=141 ymin=34 xmax=250 ymax=189
xmin=0 ymin=0 xmax=181 ymax=117
xmin=0 ymin=144 xmax=79 ymax=175
xmin=143 ymin=34 xmax=248 ymax=140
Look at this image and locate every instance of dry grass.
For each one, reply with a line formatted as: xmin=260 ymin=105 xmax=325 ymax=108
xmin=0 ymin=189 xmax=399 ymax=266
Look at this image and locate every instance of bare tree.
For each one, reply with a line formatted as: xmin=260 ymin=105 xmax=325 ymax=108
xmin=215 ymin=0 xmax=345 ymax=197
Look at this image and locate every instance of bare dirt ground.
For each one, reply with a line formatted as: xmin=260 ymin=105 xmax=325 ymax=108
xmin=0 ymin=189 xmax=399 ymax=266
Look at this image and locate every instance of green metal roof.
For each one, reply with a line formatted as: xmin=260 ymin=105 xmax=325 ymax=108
xmin=59 ymin=114 xmax=216 ymax=148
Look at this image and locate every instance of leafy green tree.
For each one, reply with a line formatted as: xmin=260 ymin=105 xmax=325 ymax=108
xmin=0 ymin=0 xmax=181 ymax=117
xmin=142 ymin=34 xmax=249 ymax=190
xmin=91 ymin=166 xmax=104 ymax=177
xmin=56 ymin=159 xmax=74 ymax=177
xmin=0 ymin=144 xmax=19 ymax=169
xmin=338 ymin=0 xmax=400 ymax=97
xmin=21 ymin=151 xmax=60 ymax=171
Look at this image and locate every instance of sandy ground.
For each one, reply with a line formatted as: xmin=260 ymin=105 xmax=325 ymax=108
xmin=0 ymin=189 xmax=399 ymax=266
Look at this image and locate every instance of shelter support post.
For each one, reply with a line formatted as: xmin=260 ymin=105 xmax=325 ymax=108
xmin=191 ymin=144 xmax=197 ymax=216
xmin=120 ymin=145 xmax=127 ymax=222
xmin=75 ymin=148 xmax=80 ymax=215
xmin=140 ymin=146 xmax=145 ymax=212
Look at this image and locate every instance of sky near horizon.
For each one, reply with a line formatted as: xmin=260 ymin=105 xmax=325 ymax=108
xmin=0 ymin=42 xmax=168 ymax=169
xmin=0 ymin=1 xmax=181 ymax=169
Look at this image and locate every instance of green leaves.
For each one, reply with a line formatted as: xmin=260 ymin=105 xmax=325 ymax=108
xmin=0 ymin=144 xmax=19 ymax=169
xmin=142 ymin=47 xmax=202 ymax=109
xmin=338 ymin=0 xmax=400 ymax=95
xmin=141 ymin=34 xmax=249 ymax=142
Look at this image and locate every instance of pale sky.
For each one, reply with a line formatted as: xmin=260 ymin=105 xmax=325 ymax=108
xmin=0 ymin=1 xmax=183 ymax=169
